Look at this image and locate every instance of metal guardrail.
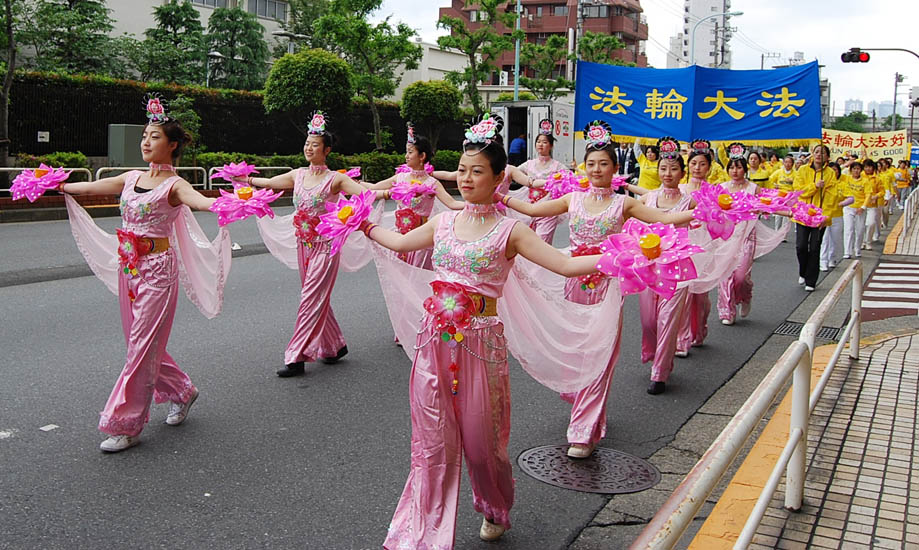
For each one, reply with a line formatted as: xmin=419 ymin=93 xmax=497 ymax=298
xmin=206 ymin=166 xmax=293 ymax=190
xmin=94 ymin=166 xmax=208 ymax=188
xmin=904 ymin=186 xmax=918 ymax=235
xmin=630 ymin=261 xmax=863 ymax=550
xmin=0 ymin=167 xmax=93 ymax=192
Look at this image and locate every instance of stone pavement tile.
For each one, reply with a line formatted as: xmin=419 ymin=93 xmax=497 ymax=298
xmin=810 ymin=534 xmax=842 ymax=549
xmin=842 ymin=531 xmax=872 ymax=545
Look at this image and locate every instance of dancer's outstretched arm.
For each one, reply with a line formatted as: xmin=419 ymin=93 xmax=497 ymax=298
xmin=506 ymin=223 xmax=598 ymax=278
xmin=362 ymin=214 xmax=438 ymax=253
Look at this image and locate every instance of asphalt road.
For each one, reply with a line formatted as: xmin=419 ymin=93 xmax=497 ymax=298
xmin=0 ymin=211 xmax=821 ymax=549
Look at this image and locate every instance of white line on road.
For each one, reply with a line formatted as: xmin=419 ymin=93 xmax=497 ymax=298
xmin=866 ymin=282 xmax=919 ymax=289
xmin=864 ymin=291 xmax=919 ymax=300
xmin=862 ymin=300 xmax=919 ymax=310
xmin=870 ymin=276 xmax=919 ymax=282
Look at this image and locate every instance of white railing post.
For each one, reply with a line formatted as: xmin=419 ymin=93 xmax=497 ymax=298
xmin=784 ymin=339 xmax=811 ymax=512
xmin=850 ymin=261 xmax=862 ymax=359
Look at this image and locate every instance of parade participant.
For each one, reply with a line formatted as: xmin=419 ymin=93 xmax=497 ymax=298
xmin=746 ymin=151 xmax=772 ymax=189
xmin=878 ymin=158 xmax=895 ymax=228
xmin=840 ymin=161 xmax=866 ymax=259
xmin=717 ymin=146 xmax=759 ymax=325
xmin=767 ymin=152 xmax=781 ymax=173
xmin=370 ymin=115 xmax=611 ymax=548
xmin=501 ymin=125 xmax=694 ymax=411
xmin=769 ymin=155 xmax=797 ymax=191
xmin=793 ymin=144 xmax=838 ymax=291
xmin=677 ymin=140 xmax=716 ymax=354
xmin=819 ymin=162 xmax=845 ymax=271
xmin=61 ymin=97 xmax=231 ymax=452
xmin=514 ymin=119 xmax=569 ymax=243
xmin=862 ymin=159 xmax=883 ymax=247
xmin=362 ymin=123 xmax=463 ymax=268
xmin=243 ymin=112 xmax=369 ymax=377
xmin=895 ymin=159 xmax=911 ymax=206
xmin=633 ymin=138 xmax=661 ymax=190
xmin=636 ymin=137 xmax=692 ymax=393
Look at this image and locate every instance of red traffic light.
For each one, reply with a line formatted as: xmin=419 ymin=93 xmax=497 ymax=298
xmin=841 ymin=48 xmax=870 ymax=63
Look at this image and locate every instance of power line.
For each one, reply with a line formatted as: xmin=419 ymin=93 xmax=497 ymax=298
xmin=736 ymin=30 xmax=770 ymax=54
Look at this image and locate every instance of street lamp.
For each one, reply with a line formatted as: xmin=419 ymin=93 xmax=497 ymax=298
xmin=513 ymin=0 xmax=522 ymax=100
xmin=205 ymin=51 xmax=223 ymax=88
xmin=690 ymin=11 xmax=743 ymax=66
xmin=271 ymin=30 xmax=309 ymax=54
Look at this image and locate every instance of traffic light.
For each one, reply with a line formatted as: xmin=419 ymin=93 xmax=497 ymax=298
xmin=841 ymin=48 xmax=870 ymax=63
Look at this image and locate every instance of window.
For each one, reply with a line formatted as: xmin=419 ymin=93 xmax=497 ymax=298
xmin=193 ymin=0 xmax=228 ymax=6
xmin=247 ymin=0 xmax=288 ymax=21
xmin=613 ymin=6 xmax=623 ymax=15
xmin=584 ymin=5 xmax=608 ymax=18
xmin=552 ymin=5 xmax=568 ymax=16
xmin=536 ymin=6 xmax=543 ymax=16
xmin=469 ymin=9 xmax=477 ymax=21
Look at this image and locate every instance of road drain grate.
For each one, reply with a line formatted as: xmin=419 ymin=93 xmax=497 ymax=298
xmin=774 ymin=321 xmax=841 ymax=340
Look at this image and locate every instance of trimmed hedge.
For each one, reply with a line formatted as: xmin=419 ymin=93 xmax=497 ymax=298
xmin=15 ymin=151 xmax=91 ymax=181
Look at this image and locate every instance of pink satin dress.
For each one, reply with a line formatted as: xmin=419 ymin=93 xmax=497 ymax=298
xmin=717 ymin=182 xmax=758 ymax=323
xmin=561 ymin=191 xmax=625 ymax=445
xmin=639 ymin=190 xmax=692 ymax=383
xmin=284 ymin=169 xmax=347 ymax=365
xmin=384 ymin=211 xmax=518 ymax=550
xmin=391 ymin=170 xmax=437 ymax=270
xmin=519 ymin=157 xmax=566 ymax=244
xmin=99 ymin=173 xmax=196 ymax=437
xmin=677 ymin=182 xmax=710 ymax=353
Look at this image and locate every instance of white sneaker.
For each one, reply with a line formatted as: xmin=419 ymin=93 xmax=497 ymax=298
xmin=675 ymin=350 xmax=689 ymax=358
xmin=819 ymin=265 xmax=828 ymax=272
xmin=567 ymin=442 xmax=596 ymax=459
xmin=798 ymin=276 xmax=806 ymax=285
xmin=165 ymin=390 xmax=199 ymax=426
xmin=843 ymin=255 xmax=851 ymax=259
xmin=100 ymin=435 xmax=139 ymax=453
xmin=480 ymin=518 xmax=506 ymax=541
xmin=805 ymin=285 xmax=815 ymax=292
xmin=864 ymin=244 xmax=873 ymax=251
xmin=740 ymin=302 xmax=751 ymax=318
xmin=721 ymin=318 xmax=734 ymax=325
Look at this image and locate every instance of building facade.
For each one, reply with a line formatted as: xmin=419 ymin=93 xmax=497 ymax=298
xmin=389 ymin=40 xmax=470 ymax=101
xmin=667 ymin=0 xmax=733 ymax=68
xmin=844 ymin=99 xmax=864 ymax=115
xmin=438 ymin=0 xmax=648 ymax=87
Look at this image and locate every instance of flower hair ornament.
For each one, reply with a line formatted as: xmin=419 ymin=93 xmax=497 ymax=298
xmin=727 ymin=142 xmax=747 ymax=160
xmin=464 ymin=113 xmax=504 ymax=146
xmin=584 ymin=120 xmax=613 ymax=149
xmin=538 ymin=118 xmax=553 ymax=136
xmin=406 ymin=121 xmax=417 ymax=145
xmin=307 ymin=110 xmax=328 ymax=136
xmin=690 ymin=138 xmax=711 ymax=156
xmin=145 ymin=93 xmax=169 ymax=124
xmin=657 ymin=136 xmax=680 ymax=160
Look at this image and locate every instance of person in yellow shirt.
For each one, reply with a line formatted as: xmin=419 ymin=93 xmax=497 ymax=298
xmin=895 ymin=159 xmax=911 ymax=206
xmin=632 ymin=138 xmax=661 ymax=190
xmin=746 ymin=151 xmax=772 ymax=189
xmin=876 ymin=158 xmax=894 ymax=228
xmin=766 ymin=152 xmax=782 ymax=174
xmin=861 ymin=159 xmax=884 ymax=247
xmin=819 ymin=163 xmax=846 ymax=271
xmin=769 ymin=155 xmax=797 ymax=191
xmin=839 ymin=161 xmax=867 ymax=258
xmin=793 ymin=144 xmax=838 ymax=290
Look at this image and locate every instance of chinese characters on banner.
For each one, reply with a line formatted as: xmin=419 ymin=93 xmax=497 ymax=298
xmin=821 ymin=129 xmax=911 ymax=163
xmin=574 ymin=61 xmax=822 ymax=143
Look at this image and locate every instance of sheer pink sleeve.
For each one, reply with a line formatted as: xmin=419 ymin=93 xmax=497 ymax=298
xmin=680 ymin=220 xmax=753 ymax=293
xmin=173 ymin=206 xmax=232 ymax=319
xmin=338 ymin=200 xmax=384 ymax=272
xmin=65 ymin=194 xmax=120 ymax=295
xmin=256 ymin=212 xmax=299 ymax=269
xmin=753 ymin=219 xmax=790 ymax=259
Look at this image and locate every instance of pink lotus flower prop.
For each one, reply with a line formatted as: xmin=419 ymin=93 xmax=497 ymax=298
xmin=691 ymin=183 xmax=759 ymax=240
xmin=395 ymin=163 xmax=434 ymax=175
xmin=791 ymin=201 xmax=827 ymax=227
xmin=209 ymin=187 xmax=283 ymax=227
xmin=754 ymin=188 xmax=803 ymax=215
xmin=390 ymin=179 xmax=437 ymax=206
xmin=611 ymin=175 xmax=629 ymax=190
xmin=423 ymin=280 xmax=476 ymax=330
xmin=596 ymin=218 xmax=704 ymax=299
xmin=316 ymin=189 xmax=376 ymax=255
xmin=544 ymin=170 xmax=578 ymax=199
xmin=424 ymin=162 xmax=434 ymax=174
xmin=210 ymin=161 xmax=259 ymax=184
xmin=337 ymin=167 xmax=361 ymax=179
xmin=11 ymin=164 xmax=72 ymax=202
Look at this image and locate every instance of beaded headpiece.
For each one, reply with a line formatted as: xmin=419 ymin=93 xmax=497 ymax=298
xmin=690 ymin=138 xmax=711 ymax=156
xmin=406 ymin=122 xmax=416 ymax=145
xmin=538 ymin=118 xmax=553 ymax=136
xmin=583 ymin=120 xmax=613 ymax=149
xmin=463 ymin=113 xmax=504 ymax=146
xmin=307 ymin=110 xmax=328 ymax=136
xmin=657 ymin=136 xmax=680 ymax=159
xmin=727 ymin=142 xmax=747 ymax=160
xmin=144 ymin=93 xmax=169 ymax=125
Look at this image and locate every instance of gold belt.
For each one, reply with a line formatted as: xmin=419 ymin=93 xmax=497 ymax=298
xmin=470 ymin=293 xmax=498 ymax=317
xmin=146 ymin=237 xmax=171 ymax=255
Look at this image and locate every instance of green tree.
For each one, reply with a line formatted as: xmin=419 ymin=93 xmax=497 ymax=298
xmin=830 ymin=111 xmax=867 ymax=133
xmin=520 ymin=34 xmax=573 ymax=101
xmin=168 ymin=94 xmax=201 ymax=169
xmin=577 ymin=31 xmax=630 ymax=66
xmin=400 ymin=79 xmax=462 ymax=150
xmin=882 ymin=113 xmax=904 ymax=131
xmin=140 ymin=0 xmax=205 ymax=85
xmin=20 ymin=0 xmax=123 ymax=75
xmin=271 ymin=0 xmax=331 ymax=56
xmin=0 ymin=0 xmax=17 ymax=171
xmin=495 ymin=90 xmax=535 ymax=101
xmin=437 ymin=0 xmax=517 ymax=119
xmin=316 ymin=0 xmax=421 ymax=151
xmin=263 ymin=48 xmax=353 ymax=135
xmin=206 ymin=7 xmax=269 ymax=90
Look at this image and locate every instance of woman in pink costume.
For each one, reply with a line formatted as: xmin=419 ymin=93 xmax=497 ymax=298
xmin=241 ymin=111 xmax=368 ymax=377
xmin=637 ymin=138 xmax=694 ymax=395
xmin=62 ymin=99 xmax=228 ymax=453
xmin=499 ymin=124 xmax=695 ymax=453
xmin=717 ymin=145 xmax=761 ymax=326
xmin=362 ymin=123 xmax=463 ymax=269
xmin=676 ymin=140 xmax=716 ymax=356
xmin=365 ymin=115 xmax=605 ymax=547
xmin=514 ymin=118 xmax=569 ymax=243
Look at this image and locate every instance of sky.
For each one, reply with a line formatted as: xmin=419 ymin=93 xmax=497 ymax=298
xmin=374 ymin=0 xmax=919 ymax=117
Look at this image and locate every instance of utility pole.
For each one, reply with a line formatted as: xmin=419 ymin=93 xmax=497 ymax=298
xmin=893 ymin=72 xmax=905 ymax=129
xmin=872 ymin=109 xmax=877 ymax=132
xmin=713 ymin=21 xmax=718 ymax=67
xmin=760 ymin=52 xmax=780 ymax=70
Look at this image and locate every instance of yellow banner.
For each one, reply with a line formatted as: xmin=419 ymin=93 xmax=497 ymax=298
xmin=821 ymin=129 xmax=910 ymax=162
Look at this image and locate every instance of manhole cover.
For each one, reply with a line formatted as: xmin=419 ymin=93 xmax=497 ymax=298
xmin=517 ymin=445 xmax=661 ymax=494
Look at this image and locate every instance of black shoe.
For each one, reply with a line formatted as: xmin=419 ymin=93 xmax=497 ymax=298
xmin=277 ymin=362 xmax=305 ymax=377
xmin=647 ymin=381 xmax=666 ymax=395
xmin=321 ymin=346 xmax=348 ymax=365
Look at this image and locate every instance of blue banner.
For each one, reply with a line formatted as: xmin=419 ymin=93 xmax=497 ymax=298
xmin=574 ymin=61 xmax=822 ymax=144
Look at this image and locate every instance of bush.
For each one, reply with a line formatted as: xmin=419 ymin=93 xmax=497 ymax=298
xmin=494 ymin=91 xmax=536 ymax=102
xmin=401 ymin=80 xmax=462 ymax=151
xmin=16 ymin=151 xmax=90 ymax=181
xmin=263 ymin=49 xmax=353 ymax=134
xmin=432 ymin=150 xmax=461 ymax=172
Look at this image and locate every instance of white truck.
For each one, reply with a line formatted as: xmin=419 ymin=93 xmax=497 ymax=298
xmin=490 ymin=100 xmax=576 ymax=167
